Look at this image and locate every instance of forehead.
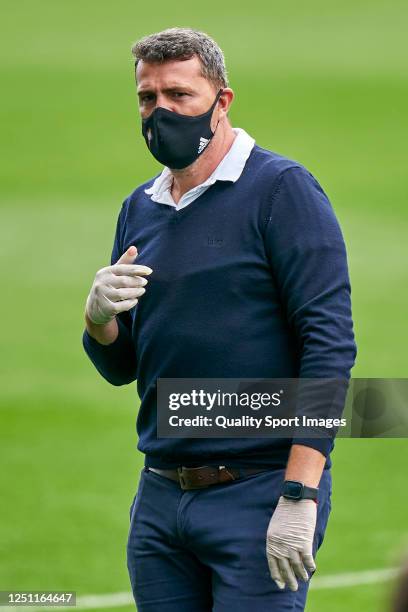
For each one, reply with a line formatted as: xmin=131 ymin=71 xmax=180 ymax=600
xmin=136 ymin=56 xmax=209 ymax=91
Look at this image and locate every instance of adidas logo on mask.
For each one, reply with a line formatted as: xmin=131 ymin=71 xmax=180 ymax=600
xmin=198 ymin=137 xmax=210 ymax=154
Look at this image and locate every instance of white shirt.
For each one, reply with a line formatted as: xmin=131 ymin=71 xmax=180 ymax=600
xmin=144 ymin=127 xmax=255 ymax=211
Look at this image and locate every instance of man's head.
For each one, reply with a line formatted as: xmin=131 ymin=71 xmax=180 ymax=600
xmin=132 ymin=27 xmax=229 ymax=94
xmin=130 ymin=28 xmax=234 ymax=169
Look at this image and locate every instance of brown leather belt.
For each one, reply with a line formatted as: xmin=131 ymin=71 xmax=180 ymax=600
xmin=147 ymin=465 xmax=270 ymax=490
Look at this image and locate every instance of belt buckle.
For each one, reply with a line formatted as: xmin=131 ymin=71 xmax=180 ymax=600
xmin=177 ymin=466 xmax=187 ymax=490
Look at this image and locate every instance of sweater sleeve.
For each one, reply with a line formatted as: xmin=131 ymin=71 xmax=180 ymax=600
xmin=263 ymin=166 xmax=357 ymax=456
xmin=82 ymin=198 xmax=138 ymax=386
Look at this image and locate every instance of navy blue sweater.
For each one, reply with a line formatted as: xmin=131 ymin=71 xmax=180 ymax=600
xmin=82 ymin=145 xmax=357 ymax=469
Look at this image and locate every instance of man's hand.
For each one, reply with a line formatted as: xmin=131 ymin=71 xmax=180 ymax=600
xmin=266 ymin=497 xmax=317 ymax=591
xmin=85 ymin=246 xmax=153 ymax=325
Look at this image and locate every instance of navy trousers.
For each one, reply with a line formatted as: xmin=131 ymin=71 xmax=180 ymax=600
xmin=127 ymin=466 xmax=332 ymax=611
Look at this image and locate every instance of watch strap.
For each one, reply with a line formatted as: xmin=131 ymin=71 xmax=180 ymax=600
xmin=281 ymin=480 xmax=319 ymax=502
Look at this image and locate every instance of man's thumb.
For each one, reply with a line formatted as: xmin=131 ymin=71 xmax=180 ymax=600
xmin=116 ymin=246 xmax=138 ymax=265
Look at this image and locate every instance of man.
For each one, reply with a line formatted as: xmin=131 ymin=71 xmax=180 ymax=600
xmin=82 ymin=27 xmax=356 ymax=611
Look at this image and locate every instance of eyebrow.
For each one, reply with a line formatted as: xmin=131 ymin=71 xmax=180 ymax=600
xmin=137 ymin=85 xmax=195 ymax=96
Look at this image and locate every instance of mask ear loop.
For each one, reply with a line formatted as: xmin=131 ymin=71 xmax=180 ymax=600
xmin=213 ymin=88 xmax=224 ymax=134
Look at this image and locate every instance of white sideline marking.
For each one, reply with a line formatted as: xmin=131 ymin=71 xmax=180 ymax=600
xmin=0 ymin=568 xmax=400 ymax=610
xmin=73 ymin=591 xmax=134 ymax=609
xmin=311 ymin=567 xmax=399 ymax=589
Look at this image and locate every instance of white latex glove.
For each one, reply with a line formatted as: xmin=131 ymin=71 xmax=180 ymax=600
xmin=266 ymin=496 xmax=317 ymax=591
xmin=85 ymin=246 xmax=152 ymax=325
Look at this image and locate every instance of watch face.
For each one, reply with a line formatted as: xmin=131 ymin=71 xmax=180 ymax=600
xmin=284 ymin=481 xmax=303 ymax=500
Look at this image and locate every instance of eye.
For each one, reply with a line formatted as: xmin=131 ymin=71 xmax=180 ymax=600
xmin=140 ymin=94 xmax=155 ymax=103
xmin=172 ymin=92 xmax=188 ymax=98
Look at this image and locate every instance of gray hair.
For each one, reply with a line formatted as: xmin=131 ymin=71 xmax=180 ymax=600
xmin=131 ymin=27 xmax=229 ymax=90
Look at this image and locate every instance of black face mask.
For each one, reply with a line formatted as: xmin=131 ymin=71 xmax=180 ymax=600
xmin=141 ymin=89 xmax=223 ymax=169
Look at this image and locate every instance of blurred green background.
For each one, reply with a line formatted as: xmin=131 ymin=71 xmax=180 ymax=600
xmin=1 ymin=0 xmax=407 ymax=610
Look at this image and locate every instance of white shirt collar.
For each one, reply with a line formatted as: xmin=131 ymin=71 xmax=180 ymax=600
xmin=144 ymin=127 xmax=255 ymax=206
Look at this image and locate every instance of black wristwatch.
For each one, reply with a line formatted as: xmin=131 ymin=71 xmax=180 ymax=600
xmin=281 ymin=480 xmax=319 ymax=502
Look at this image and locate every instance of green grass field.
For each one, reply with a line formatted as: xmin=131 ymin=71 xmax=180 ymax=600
xmin=1 ymin=1 xmax=407 ymax=610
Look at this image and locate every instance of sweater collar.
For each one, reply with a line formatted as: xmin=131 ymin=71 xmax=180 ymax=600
xmin=144 ymin=127 xmax=255 ymax=203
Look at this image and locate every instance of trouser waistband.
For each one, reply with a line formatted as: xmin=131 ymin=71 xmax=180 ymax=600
xmin=146 ymin=465 xmax=271 ymax=490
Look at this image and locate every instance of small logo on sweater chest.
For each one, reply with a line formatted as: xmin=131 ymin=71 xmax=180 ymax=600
xmin=207 ymin=236 xmax=224 ymax=247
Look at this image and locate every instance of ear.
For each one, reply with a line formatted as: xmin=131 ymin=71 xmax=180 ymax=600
xmin=218 ymin=88 xmax=234 ymax=118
